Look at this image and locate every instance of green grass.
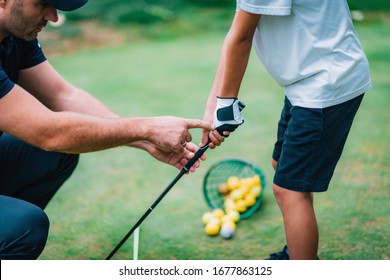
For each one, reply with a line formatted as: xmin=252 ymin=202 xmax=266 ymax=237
xmin=40 ymin=21 xmax=389 ymax=260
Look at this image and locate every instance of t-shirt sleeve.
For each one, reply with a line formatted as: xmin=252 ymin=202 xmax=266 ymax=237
xmin=0 ymin=39 xmax=46 ymax=98
xmin=236 ymin=0 xmax=292 ymax=15
xmin=20 ymin=39 xmax=47 ymax=69
xmin=0 ymin=69 xmax=15 ymax=98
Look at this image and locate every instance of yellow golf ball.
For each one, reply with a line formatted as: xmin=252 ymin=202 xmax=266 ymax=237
xmin=205 ymin=222 xmax=220 ymax=236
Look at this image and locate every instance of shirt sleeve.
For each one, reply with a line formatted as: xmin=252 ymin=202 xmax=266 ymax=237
xmin=0 ymin=38 xmax=46 ymax=98
xmin=20 ymin=38 xmax=47 ymax=70
xmin=0 ymin=69 xmax=14 ymax=98
xmin=236 ymin=0 xmax=292 ymax=15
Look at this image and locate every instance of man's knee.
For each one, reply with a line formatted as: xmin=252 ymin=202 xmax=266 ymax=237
xmin=0 ymin=198 xmax=49 ymax=260
xmin=57 ymin=153 xmax=79 ymax=178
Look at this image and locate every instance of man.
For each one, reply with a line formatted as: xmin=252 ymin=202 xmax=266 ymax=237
xmin=202 ymin=0 xmax=371 ymax=259
xmin=0 ymin=0 xmax=212 ymax=259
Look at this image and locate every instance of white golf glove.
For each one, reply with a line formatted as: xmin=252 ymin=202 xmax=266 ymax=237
xmin=213 ymin=97 xmax=245 ymax=136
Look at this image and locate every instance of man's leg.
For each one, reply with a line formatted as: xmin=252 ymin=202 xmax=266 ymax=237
xmin=0 ymin=195 xmax=49 ymax=259
xmin=0 ymin=133 xmax=79 ymax=209
xmin=0 ymin=134 xmax=79 ymax=259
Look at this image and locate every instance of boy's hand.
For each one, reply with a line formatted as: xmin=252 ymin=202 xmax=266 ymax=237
xmin=213 ymin=97 xmax=245 ymax=136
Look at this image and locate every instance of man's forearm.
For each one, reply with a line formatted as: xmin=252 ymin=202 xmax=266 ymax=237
xmin=52 ymin=87 xmax=120 ymax=119
xmin=28 ymin=111 xmax=149 ymax=154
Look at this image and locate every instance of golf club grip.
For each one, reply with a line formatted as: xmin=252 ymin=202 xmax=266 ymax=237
xmin=183 ymin=126 xmax=229 ymax=171
xmin=183 ymin=142 xmax=210 ymax=171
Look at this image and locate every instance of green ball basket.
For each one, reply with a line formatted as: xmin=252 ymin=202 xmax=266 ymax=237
xmin=203 ymin=158 xmax=266 ymax=219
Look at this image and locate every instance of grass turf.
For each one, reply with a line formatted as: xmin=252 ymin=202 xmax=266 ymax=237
xmin=40 ymin=21 xmax=389 ymax=260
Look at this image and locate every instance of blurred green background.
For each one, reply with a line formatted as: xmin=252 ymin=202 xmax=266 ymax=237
xmin=63 ymin=0 xmax=390 ymax=24
xmin=38 ymin=1 xmax=389 ymax=260
xmin=43 ymin=0 xmax=390 ymax=54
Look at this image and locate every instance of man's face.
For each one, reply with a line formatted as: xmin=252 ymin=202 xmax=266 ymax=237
xmin=4 ymin=0 xmax=58 ymax=41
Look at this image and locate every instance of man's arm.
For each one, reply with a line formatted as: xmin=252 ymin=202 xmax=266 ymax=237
xmin=18 ymin=61 xmax=119 ymax=118
xmin=0 ymin=85 xmax=210 ymax=154
xmin=0 ymin=59 xmax=212 ymax=161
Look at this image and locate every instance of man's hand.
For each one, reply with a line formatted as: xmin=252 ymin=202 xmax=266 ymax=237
xmin=143 ymin=116 xmax=213 ymax=154
xmin=131 ymin=141 xmax=206 ymax=172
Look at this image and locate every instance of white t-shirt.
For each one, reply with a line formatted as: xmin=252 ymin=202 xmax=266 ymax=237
xmin=236 ymin=0 xmax=372 ymax=108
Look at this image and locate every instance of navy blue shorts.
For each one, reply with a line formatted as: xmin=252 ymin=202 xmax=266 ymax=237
xmin=272 ymin=94 xmax=364 ymax=192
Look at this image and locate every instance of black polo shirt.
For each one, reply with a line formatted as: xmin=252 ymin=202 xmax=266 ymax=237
xmin=0 ymin=36 xmax=47 ymax=138
xmin=0 ymin=36 xmax=46 ymax=98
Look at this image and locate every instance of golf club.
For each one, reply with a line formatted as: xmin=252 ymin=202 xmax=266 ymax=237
xmin=105 ymin=142 xmax=210 ymax=260
xmin=105 ymin=100 xmax=245 ymax=259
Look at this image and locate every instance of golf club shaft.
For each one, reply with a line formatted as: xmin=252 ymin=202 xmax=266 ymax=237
xmin=105 ymin=143 xmax=209 ymax=260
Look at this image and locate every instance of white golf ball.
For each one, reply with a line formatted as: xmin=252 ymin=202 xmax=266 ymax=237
xmin=220 ymin=225 xmax=235 ymax=239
